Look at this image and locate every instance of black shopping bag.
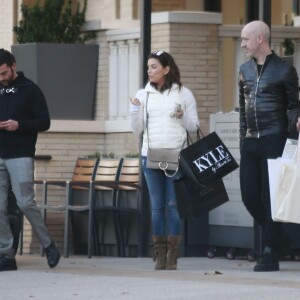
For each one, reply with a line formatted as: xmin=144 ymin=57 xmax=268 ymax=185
xmin=174 ymin=176 xmax=229 ymax=219
xmin=180 ymin=130 xmax=238 ymax=186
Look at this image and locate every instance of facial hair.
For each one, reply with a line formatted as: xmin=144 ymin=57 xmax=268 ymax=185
xmin=0 ymin=67 xmax=15 ymax=87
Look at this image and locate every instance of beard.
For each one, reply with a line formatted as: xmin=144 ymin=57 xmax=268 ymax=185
xmin=0 ymin=68 xmax=14 ymax=87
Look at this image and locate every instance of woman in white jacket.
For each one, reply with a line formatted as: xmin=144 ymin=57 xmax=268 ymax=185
xmin=130 ymin=50 xmax=199 ymax=270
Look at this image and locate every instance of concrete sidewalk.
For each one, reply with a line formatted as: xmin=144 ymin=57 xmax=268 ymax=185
xmin=1 ymin=255 xmax=300 ymax=300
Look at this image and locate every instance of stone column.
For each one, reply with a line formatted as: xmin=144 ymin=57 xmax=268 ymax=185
xmin=0 ymin=0 xmax=15 ymax=50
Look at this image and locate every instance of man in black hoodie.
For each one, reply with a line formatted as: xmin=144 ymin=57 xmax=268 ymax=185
xmin=0 ymin=48 xmax=60 ymax=271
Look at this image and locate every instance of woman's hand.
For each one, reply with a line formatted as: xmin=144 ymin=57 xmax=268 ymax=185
xmin=174 ymin=104 xmax=183 ymax=119
xmin=130 ymin=97 xmax=141 ymax=106
xmin=129 ymin=97 xmax=141 ymax=113
xmin=175 ymin=108 xmax=184 ymax=119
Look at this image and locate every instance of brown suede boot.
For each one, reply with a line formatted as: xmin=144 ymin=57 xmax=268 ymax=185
xmin=152 ymin=236 xmax=167 ymax=270
xmin=166 ymin=236 xmax=181 ymax=270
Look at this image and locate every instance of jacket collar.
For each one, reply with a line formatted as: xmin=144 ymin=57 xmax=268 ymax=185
xmin=145 ymin=82 xmax=180 ymax=93
xmin=252 ymin=50 xmax=276 ymax=65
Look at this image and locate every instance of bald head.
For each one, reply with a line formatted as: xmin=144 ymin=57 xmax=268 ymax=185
xmin=241 ymin=20 xmax=272 ymax=62
xmin=242 ymin=21 xmax=270 ymax=43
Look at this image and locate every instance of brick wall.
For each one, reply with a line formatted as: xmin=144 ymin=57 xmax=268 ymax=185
xmin=25 ymin=131 xmax=139 ymax=254
xmin=85 ymin=0 xmax=117 ymax=21
xmin=85 ymin=0 xmax=187 ymax=21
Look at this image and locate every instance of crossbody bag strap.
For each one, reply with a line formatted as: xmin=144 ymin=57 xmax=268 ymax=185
xmin=145 ymin=92 xmax=151 ymax=150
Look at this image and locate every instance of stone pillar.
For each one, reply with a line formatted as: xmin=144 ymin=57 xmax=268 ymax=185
xmin=293 ymin=39 xmax=300 ymax=80
xmin=107 ymin=28 xmax=140 ymax=124
xmin=0 ymin=0 xmax=15 ymax=50
xmin=234 ymin=38 xmax=247 ymax=108
xmin=151 ymin=11 xmax=222 ymax=133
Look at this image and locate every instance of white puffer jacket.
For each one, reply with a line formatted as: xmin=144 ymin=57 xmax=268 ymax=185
xmin=130 ymin=83 xmax=199 ymax=157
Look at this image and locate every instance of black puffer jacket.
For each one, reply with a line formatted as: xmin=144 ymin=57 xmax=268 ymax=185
xmin=238 ymin=52 xmax=299 ymax=141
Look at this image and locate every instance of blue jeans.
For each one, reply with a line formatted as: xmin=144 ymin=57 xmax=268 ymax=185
xmin=141 ymin=156 xmax=182 ymax=236
xmin=0 ymin=157 xmax=51 ymax=257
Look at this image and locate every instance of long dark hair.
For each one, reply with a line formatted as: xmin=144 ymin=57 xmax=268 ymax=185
xmin=148 ymin=50 xmax=182 ymax=92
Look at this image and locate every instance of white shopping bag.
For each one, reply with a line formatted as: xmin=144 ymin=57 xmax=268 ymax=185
xmin=274 ymin=161 xmax=300 ymax=223
xmin=268 ymin=158 xmax=294 ymax=220
xmin=268 ymin=134 xmax=300 ymax=223
xmin=282 ymin=138 xmax=298 ymax=159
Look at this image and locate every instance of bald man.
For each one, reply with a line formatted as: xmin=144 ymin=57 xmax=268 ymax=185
xmin=238 ymin=21 xmax=299 ymax=272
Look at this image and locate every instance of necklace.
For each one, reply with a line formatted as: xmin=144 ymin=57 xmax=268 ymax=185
xmin=256 ymin=63 xmax=264 ymax=83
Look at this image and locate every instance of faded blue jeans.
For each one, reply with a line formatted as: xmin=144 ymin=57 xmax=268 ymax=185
xmin=0 ymin=157 xmax=51 ymax=258
xmin=141 ymin=156 xmax=182 ymax=237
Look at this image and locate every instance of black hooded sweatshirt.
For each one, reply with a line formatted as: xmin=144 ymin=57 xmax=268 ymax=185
xmin=0 ymin=72 xmax=50 ymax=159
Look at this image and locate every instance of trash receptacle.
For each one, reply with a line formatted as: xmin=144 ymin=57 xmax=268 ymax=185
xmin=208 ymin=113 xmax=259 ymax=261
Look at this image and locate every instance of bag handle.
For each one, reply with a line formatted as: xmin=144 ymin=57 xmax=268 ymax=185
xmin=186 ymin=125 xmax=203 ymax=146
xmin=160 ymin=163 xmax=179 ymax=178
xmin=145 ymin=92 xmax=150 ymax=150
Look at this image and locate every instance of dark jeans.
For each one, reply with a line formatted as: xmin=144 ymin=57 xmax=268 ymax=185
xmin=240 ymin=133 xmax=287 ymax=249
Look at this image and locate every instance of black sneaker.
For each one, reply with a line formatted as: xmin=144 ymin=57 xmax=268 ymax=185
xmin=0 ymin=255 xmax=17 ymax=271
xmin=45 ymin=241 xmax=60 ymax=268
xmin=254 ymin=247 xmax=279 ymax=272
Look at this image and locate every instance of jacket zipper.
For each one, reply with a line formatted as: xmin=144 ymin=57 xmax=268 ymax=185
xmin=254 ymin=63 xmax=265 ymax=138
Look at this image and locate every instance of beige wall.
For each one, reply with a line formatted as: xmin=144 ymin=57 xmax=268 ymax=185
xmin=185 ymin=0 xmax=203 ymax=11
xmin=27 ymin=131 xmax=139 ymax=253
xmin=273 ymin=0 xmax=294 ymax=25
xmin=86 ymin=0 xmax=117 ymax=21
xmin=222 ymin=0 xmax=244 ymax=25
xmin=152 ymin=0 xmax=185 ymax=12
xmin=221 ymin=0 xmax=295 ymax=26
xmin=0 ymin=0 xmax=15 ymax=50
xmin=151 ymin=22 xmax=220 ymax=131
xmin=221 ymin=0 xmax=246 ymax=112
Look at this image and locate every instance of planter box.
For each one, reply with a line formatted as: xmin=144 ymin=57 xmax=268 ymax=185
xmin=11 ymin=43 xmax=99 ymax=120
